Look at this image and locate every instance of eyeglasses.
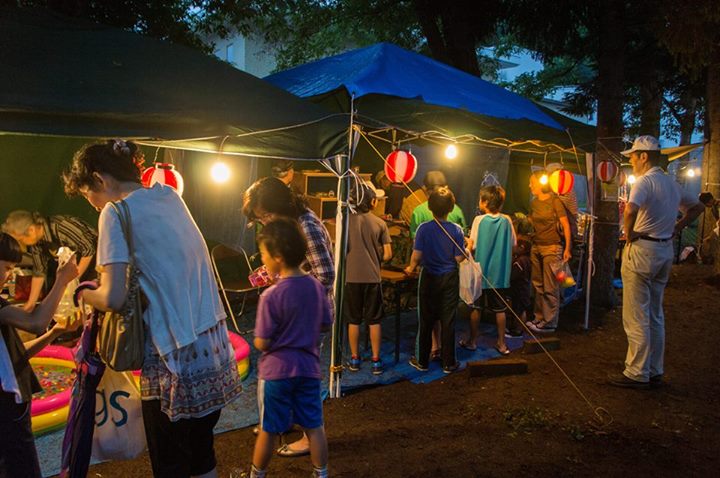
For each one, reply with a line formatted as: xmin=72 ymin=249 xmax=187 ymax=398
xmin=251 ymin=211 xmax=275 ymax=225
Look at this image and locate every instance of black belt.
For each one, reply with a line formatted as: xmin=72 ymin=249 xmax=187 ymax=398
xmin=637 ymin=235 xmax=672 ymax=242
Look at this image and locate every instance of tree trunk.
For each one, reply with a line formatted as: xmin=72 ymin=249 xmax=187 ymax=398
xmin=413 ymin=0 xmax=491 ymax=77
xmin=679 ymin=96 xmax=698 ymax=146
xmin=701 ymin=53 xmax=720 ymax=271
xmin=591 ymin=0 xmax=625 ymax=309
xmin=639 ymin=80 xmax=662 ymax=138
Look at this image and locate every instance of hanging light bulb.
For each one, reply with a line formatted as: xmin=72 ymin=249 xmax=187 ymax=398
xmin=211 ymin=162 xmax=230 ymax=183
xmin=444 ymin=144 xmax=458 ymax=159
xmin=539 ymin=174 xmax=549 ymax=185
xmin=627 ymin=174 xmax=637 ymax=185
xmin=686 ymin=168 xmax=696 ymax=178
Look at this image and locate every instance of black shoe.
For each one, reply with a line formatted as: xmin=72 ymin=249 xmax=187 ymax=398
xmin=649 ymin=374 xmax=665 ymax=389
xmin=504 ymin=329 xmax=524 ymax=338
xmin=443 ymin=362 xmax=460 ymax=374
xmin=408 ymin=357 xmax=428 ymax=372
xmin=607 ymin=373 xmax=649 ymax=389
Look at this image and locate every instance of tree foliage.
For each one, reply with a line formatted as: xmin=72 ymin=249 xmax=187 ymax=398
xmin=10 ymin=0 xmax=225 ymax=51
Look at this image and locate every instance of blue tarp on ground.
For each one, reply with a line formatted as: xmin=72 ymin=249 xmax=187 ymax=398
xmin=265 ymin=42 xmax=563 ymax=131
xmin=36 ymin=308 xmax=522 ymax=477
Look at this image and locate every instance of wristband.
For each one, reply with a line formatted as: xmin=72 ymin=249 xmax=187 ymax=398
xmin=73 ymin=281 xmax=98 ymax=307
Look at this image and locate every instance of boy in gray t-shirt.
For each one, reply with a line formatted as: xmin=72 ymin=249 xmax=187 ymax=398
xmin=345 ymin=185 xmax=392 ymax=375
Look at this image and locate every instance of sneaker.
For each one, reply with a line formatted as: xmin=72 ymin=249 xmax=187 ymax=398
xmin=607 ymin=372 xmax=650 ymax=389
xmin=371 ymin=359 xmax=384 ymax=375
xmin=527 ymin=321 xmax=556 ymax=333
xmin=443 ymin=362 xmax=460 ymax=374
xmin=504 ymin=329 xmax=524 ymax=338
xmin=408 ymin=357 xmax=428 ymax=372
xmin=348 ymin=356 xmax=361 ymax=372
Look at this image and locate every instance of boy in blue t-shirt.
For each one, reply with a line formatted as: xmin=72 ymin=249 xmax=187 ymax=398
xmin=251 ymin=218 xmax=333 ymax=478
xmin=464 ymin=185 xmax=517 ymax=355
xmin=405 ymin=187 xmax=466 ymax=373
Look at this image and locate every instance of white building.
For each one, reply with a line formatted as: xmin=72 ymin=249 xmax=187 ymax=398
xmin=210 ymin=32 xmax=277 ymax=78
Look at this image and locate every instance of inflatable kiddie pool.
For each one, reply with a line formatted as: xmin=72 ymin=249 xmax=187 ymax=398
xmin=230 ymin=331 xmax=251 ymax=380
xmin=30 ymin=332 xmax=251 ymax=436
xmin=30 ymin=345 xmax=75 ymax=436
xmin=129 ymin=331 xmax=251 ymax=382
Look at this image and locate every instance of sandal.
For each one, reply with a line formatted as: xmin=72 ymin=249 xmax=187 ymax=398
xmin=458 ymin=339 xmax=477 ymax=351
xmin=277 ymin=443 xmax=310 ymax=457
xmin=495 ymin=345 xmax=510 ymax=356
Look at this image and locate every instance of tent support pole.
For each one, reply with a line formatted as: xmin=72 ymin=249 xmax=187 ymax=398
xmin=329 ymin=96 xmax=355 ymax=398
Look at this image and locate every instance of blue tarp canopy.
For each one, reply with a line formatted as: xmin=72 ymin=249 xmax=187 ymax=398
xmin=266 ymin=42 xmax=564 ymax=131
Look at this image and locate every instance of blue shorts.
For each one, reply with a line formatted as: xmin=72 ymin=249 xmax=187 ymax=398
xmin=257 ymin=377 xmax=323 ymax=434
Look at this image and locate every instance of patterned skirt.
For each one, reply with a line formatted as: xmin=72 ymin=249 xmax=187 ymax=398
xmin=140 ymin=320 xmax=242 ymax=421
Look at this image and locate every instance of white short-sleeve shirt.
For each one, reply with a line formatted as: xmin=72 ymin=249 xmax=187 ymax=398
xmin=628 ymin=167 xmax=697 ymax=239
xmin=97 ymin=184 xmax=225 ymax=357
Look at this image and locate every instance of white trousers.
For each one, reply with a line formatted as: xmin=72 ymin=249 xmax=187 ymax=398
xmin=620 ymin=239 xmax=673 ymax=382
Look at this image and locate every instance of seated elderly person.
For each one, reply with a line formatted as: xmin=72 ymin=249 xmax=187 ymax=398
xmin=1 ymin=211 xmax=97 ymax=312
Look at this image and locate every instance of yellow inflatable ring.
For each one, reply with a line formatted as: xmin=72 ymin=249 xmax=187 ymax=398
xmin=29 ymin=355 xmax=75 ymax=436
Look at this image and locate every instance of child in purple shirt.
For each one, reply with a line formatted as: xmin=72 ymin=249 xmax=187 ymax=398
xmin=251 ymin=218 xmax=332 ymax=478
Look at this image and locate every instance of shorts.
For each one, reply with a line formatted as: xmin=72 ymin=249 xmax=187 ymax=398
xmin=0 ymin=393 xmax=41 ymax=478
xmin=258 ymin=377 xmax=323 ymax=434
xmin=344 ymin=282 xmax=384 ymax=325
xmin=510 ymin=289 xmax=532 ymax=315
xmin=141 ymin=399 xmax=221 ymax=478
xmin=470 ymin=288 xmax=510 ymax=313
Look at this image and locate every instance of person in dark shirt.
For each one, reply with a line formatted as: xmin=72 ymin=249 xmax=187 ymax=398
xmin=0 ymin=232 xmax=80 ymax=477
xmin=509 ymin=237 xmax=532 ymax=337
xmin=375 ymin=170 xmax=419 ymax=219
xmin=2 ymin=211 xmax=97 ymax=312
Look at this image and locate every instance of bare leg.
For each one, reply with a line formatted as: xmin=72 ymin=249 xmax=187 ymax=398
xmin=468 ymin=308 xmax=481 ymax=345
xmin=496 ymin=312 xmax=507 ymax=352
xmin=304 ymin=426 xmax=328 ymax=469
xmin=348 ymin=324 xmax=360 ymax=357
xmin=369 ymin=324 xmax=382 ymax=359
xmin=253 ymin=431 xmax=277 ymax=472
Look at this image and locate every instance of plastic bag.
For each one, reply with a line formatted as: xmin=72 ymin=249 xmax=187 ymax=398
xmin=91 ymin=370 xmax=146 ymax=461
xmin=55 ymin=247 xmax=79 ymax=326
xmin=553 ymin=262 xmax=576 ymax=289
xmin=459 ymin=260 xmax=483 ymax=305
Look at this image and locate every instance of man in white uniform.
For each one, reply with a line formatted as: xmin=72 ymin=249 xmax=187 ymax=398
xmin=609 ymin=136 xmax=704 ymax=389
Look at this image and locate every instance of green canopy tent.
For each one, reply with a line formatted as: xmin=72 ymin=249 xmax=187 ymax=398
xmin=0 ymin=7 xmax=349 ymax=242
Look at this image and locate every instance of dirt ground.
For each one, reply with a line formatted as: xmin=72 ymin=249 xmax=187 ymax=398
xmin=90 ymin=263 xmax=720 ymax=477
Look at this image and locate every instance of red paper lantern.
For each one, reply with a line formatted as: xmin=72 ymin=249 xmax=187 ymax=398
xmin=384 ymin=150 xmax=418 ymax=183
xmin=618 ymin=170 xmax=627 ymax=187
xmin=549 ymin=169 xmax=574 ymax=195
xmin=596 ymin=160 xmax=619 ymax=183
xmin=141 ymin=163 xmax=184 ymax=195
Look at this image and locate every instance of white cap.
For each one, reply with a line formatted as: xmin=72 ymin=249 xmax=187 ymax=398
xmin=621 ymin=135 xmax=660 ymax=157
